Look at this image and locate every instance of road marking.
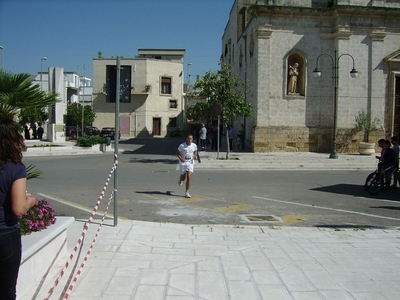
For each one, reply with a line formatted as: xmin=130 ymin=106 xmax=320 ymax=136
xmin=217 ymin=204 xmax=257 ymax=213
xmin=38 ymin=193 xmax=129 ymax=220
xmin=253 ymin=196 xmax=400 ymax=221
xmin=280 ymin=214 xmax=309 ymax=225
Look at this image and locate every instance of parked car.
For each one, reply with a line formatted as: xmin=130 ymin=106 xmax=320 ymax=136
xmin=100 ymin=127 xmax=120 ymax=140
xmin=84 ymin=126 xmax=100 ymax=136
xmin=65 ymin=126 xmax=80 ymax=139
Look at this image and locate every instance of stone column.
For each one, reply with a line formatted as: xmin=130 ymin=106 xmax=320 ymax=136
xmin=369 ymin=27 xmax=387 ymax=134
xmin=47 ymin=67 xmax=66 ymax=142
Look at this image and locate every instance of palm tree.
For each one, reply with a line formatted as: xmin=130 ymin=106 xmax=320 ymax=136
xmin=0 ymin=70 xmax=59 ymax=179
xmin=0 ymin=70 xmax=59 ymax=119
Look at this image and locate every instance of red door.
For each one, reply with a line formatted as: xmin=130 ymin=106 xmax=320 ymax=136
xmin=153 ymin=118 xmax=161 ymax=136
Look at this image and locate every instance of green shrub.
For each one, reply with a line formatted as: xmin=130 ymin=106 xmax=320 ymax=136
xmin=76 ymin=135 xmax=105 ymax=147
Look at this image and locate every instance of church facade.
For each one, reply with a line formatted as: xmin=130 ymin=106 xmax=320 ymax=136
xmin=222 ymin=0 xmax=400 ymax=152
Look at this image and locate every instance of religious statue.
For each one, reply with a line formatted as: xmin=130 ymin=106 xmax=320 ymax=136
xmin=288 ymin=63 xmax=299 ymax=94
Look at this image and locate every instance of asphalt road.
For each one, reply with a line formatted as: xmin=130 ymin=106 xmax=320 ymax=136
xmin=23 ymin=141 xmax=400 ymax=229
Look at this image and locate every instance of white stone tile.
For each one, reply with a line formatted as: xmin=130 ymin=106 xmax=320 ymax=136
xmin=197 ymin=257 xmax=222 ymax=271
xmin=71 ymin=267 xmax=115 ymax=297
xmin=350 ymin=292 xmax=390 ymax=300
xmin=223 ymin=265 xmax=252 ymax=281
xmin=291 ymin=291 xmax=324 ymax=299
xmin=166 ymin=296 xmax=196 ymax=300
xmin=103 ymin=275 xmax=137 ymax=295
xmin=151 ymin=261 xmax=194 ymax=270
xmin=303 ymin=270 xmax=341 ymax=289
xmin=152 ymin=248 xmax=194 ymax=255
xmin=167 ymin=263 xmax=195 ymax=274
xmin=169 ymin=274 xmax=196 ymax=296
xmin=139 ymin=269 xmax=169 ymax=285
xmin=220 ymin=252 xmax=245 ymax=266
xmin=279 ymin=272 xmax=316 ymax=292
xmin=134 ymin=285 xmax=166 ymax=300
xmin=227 ymin=281 xmax=261 ymax=300
xmin=320 ymin=290 xmax=360 ymax=300
xmin=258 ymin=284 xmax=293 ymax=299
xmin=252 ymin=270 xmax=282 ymax=285
xmin=198 ymin=271 xmax=229 ymax=300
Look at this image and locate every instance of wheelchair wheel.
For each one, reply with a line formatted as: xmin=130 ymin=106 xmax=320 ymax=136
xmin=366 ymin=172 xmax=383 ymax=195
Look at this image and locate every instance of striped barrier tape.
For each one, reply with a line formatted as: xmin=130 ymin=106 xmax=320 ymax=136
xmin=44 ymin=153 xmax=118 ymax=300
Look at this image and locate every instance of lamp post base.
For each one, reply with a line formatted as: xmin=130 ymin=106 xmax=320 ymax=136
xmin=329 ymin=151 xmax=338 ymax=159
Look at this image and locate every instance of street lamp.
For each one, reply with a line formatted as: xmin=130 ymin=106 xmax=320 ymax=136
xmin=0 ymin=46 xmax=4 ymax=70
xmin=313 ymin=49 xmax=358 ymax=159
xmin=40 ymin=57 xmax=47 ymax=91
xmin=187 ymin=62 xmax=192 ymax=89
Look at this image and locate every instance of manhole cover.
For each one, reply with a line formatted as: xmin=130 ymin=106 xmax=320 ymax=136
xmin=246 ymin=215 xmax=279 ymax=222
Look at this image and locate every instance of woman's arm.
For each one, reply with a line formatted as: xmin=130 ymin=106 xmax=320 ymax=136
xmin=11 ymin=178 xmax=36 ymax=216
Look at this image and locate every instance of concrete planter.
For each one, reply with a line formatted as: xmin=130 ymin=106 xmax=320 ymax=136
xmin=18 ymin=217 xmax=74 ymax=299
xmin=358 ymin=142 xmax=376 ymax=155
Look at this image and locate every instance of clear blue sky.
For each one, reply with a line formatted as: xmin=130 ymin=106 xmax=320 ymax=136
xmin=0 ymin=0 xmax=233 ymax=82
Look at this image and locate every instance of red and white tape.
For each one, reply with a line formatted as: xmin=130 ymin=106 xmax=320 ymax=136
xmin=44 ymin=154 xmax=118 ymax=300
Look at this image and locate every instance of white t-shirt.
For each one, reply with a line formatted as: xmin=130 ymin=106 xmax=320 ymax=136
xmin=178 ymin=142 xmax=197 ymax=161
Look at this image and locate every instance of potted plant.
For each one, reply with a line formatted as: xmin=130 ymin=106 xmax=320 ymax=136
xmin=144 ymin=84 xmax=151 ymax=92
xmin=355 ymin=110 xmax=381 ymax=155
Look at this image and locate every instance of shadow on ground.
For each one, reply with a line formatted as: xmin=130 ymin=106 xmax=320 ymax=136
xmin=128 ymin=158 xmax=177 ymax=164
xmin=315 ymin=224 xmax=389 ymax=230
xmin=136 ymin=190 xmax=175 ymax=196
xmin=311 ymin=183 xmax=400 ymax=201
xmin=120 ymin=137 xmax=183 ymax=155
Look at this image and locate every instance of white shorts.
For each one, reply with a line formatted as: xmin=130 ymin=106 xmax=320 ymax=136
xmin=179 ymin=160 xmax=194 ymax=174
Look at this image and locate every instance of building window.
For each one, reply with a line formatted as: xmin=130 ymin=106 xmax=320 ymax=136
xmin=106 ymin=65 xmax=131 ymax=103
xmin=161 ymin=77 xmax=172 ymax=94
xmin=169 ymin=100 xmax=177 ymax=108
xmin=169 ymin=117 xmax=177 ymax=127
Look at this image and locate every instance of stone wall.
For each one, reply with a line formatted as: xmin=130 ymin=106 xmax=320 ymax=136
xmin=252 ymin=126 xmax=385 ymax=153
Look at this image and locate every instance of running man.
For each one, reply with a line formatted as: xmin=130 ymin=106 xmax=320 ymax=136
xmin=177 ymin=134 xmax=198 ymax=198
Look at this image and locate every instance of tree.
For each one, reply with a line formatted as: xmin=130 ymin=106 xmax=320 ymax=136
xmin=0 ymin=70 xmax=59 ymax=119
xmin=67 ymin=103 xmax=96 ymax=133
xmin=18 ymin=107 xmax=48 ymax=126
xmin=187 ymin=64 xmax=252 ymax=157
xmin=0 ymin=70 xmax=59 ymax=179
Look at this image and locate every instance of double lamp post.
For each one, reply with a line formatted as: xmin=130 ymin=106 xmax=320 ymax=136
xmin=313 ymin=49 xmax=358 ymax=159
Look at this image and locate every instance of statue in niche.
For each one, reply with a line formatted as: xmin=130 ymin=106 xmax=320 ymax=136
xmin=288 ymin=63 xmax=299 ymax=94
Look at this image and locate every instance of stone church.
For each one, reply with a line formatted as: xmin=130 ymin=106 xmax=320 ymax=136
xmin=222 ymin=0 xmax=400 ymax=153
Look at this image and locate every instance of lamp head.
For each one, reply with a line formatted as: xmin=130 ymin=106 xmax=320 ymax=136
xmin=41 ymin=57 xmax=47 ymax=61
xmin=0 ymin=46 xmax=3 ymax=49
xmin=313 ymin=68 xmax=321 ymax=78
xmin=350 ymin=68 xmax=358 ymax=78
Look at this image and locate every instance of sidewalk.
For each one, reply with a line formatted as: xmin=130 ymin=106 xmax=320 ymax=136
xmin=24 ymin=219 xmax=400 ymax=300
xmin=23 ymin=139 xmax=378 ymax=171
xmin=21 ymin=140 xmax=400 ymax=300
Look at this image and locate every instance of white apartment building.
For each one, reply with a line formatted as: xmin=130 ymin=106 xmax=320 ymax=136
xmin=31 ymin=71 xmax=93 ymax=107
xmin=92 ymin=49 xmax=186 ymax=138
xmin=31 ymin=69 xmax=93 ymax=141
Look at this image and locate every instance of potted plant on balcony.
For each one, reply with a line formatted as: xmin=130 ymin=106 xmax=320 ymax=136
xmin=144 ymin=84 xmax=151 ymax=92
xmin=355 ymin=110 xmax=381 ymax=155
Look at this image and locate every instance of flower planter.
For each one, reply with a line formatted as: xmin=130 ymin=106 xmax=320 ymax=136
xmin=358 ymin=142 xmax=376 ymax=155
xmin=17 ymin=217 xmax=74 ymax=300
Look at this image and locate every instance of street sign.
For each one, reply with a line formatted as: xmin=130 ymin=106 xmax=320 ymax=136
xmin=215 ymin=103 xmax=222 ymax=115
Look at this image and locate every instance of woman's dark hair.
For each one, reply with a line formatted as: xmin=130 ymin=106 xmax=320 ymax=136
xmin=0 ymin=118 xmax=26 ymax=164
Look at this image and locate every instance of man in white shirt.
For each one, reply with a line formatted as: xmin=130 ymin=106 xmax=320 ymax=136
xmin=177 ymin=134 xmax=198 ymax=198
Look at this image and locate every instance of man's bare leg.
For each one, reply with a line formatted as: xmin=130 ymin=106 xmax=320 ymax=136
xmin=186 ymin=171 xmax=192 ymax=190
